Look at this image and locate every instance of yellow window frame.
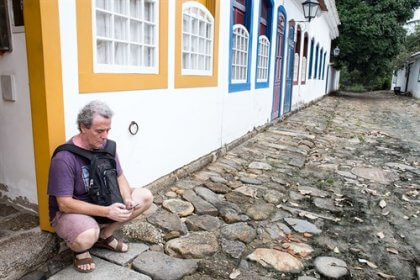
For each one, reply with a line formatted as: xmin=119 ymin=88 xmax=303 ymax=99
xmin=175 ymin=0 xmax=219 ymax=88
xmin=76 ymin=0 xmax=168 ymax=93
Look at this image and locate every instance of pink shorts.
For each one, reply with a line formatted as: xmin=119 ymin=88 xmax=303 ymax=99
xmin=51 ymin=212 xmax=100 ymax=244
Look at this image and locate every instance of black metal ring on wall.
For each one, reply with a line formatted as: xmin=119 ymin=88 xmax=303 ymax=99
xmin=129 ymin=121 xmax=139 ymax=135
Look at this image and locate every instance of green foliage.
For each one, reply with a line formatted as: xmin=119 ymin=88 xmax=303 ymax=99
xmin=342 ymin=83 xmax=367 ymax=92
xmin=392 ymin=25 xmax=420 ymax=69
xmin=335 ymin=0 xmax=420 ymax=89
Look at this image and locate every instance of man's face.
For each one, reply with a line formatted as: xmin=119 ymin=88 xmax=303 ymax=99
xmin=81 ymin=114 xmax=111 ymax=150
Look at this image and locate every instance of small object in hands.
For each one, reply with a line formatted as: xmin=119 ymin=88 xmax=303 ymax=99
xmin=128 ymin=202 xmax=141 ymax=210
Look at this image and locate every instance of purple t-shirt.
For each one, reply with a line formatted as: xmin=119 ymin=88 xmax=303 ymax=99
xmin=48 ymin=139 xmax=123 ymax=222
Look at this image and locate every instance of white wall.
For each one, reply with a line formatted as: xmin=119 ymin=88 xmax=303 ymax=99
xmin=220 ymin=0 xmax=275 ymax=145
xmin=0 ymin=32 xmax=37 ymax=205
xmin=57 ymin=0 xmax=337 ymax=188
xmin=326 ymin=65 xmax=340 ymax=93
xmin=392 ymin=68 xmax=407 ymax=90
xmin=407 ymin=58 xmax=420 ymax=98
xmin=59 ymin=0 xmax=226 ymax=187
xmin=0 ymin=0 xmax=339 ymax=208
xmin=285 ymin=1 xmax=332 ymax=110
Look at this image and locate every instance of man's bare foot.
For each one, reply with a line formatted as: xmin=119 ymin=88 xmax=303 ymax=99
xmin=95 ymin=235 xmax=128 ymax=252
xmin=73 ymin=251 xmax=95 ymax=273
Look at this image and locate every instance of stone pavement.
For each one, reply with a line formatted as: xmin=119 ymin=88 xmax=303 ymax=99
xmin=22 ymin=91 xmax=420 ymax=279
xmin=0 ymin=202 xmax=57 ymax=280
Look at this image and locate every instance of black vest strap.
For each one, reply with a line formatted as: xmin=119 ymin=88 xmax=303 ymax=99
xmin=52 ymin=139 xmax=116 ymax=159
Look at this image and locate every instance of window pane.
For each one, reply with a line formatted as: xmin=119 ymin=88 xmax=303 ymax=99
xmin=192 ymin=18 xmax=198 ymax=35
xmin=97 ymin=40 xmax=112 ymax=64
xmin=144 ymin=0 xmax=154 ymax=22
xmin=130 ymin=0 xmax=141 ymax=19
xmin=115 ymin=42 xmax=128 ymax=64
xmin=130 ymin=20 xmax=141 ymax=43
xmin=144 ymin=47 xmax=154 ymax=66
xmin=130 ymin=45 xmax=141 ymax=65
xmin=144 ymin=24 xmax=154 ymax=44
xmin=199 ymin=21 xmax=205 ymax=37
xmin=206 ymin=56 xmax=211 ymax=71
xmin=96 ymin=11 xmax=111 ymax=37
xmin=96 ymin=0 xmax=110 ymax=10
xmin=183 ymin=53 xmax=189 ymax=69
xmin=114 ymin=0 xmax=127 ymax=15
xmin=191 ymin=36 xmax=197 ymax=52
xmin=206 ymin=41 xmax=211 ymax=55
xmin=198 ymin=55 xmax=204 ymax=70
xmin=183 ymin=15 xmax=190 ymax=33
xmin=183 ymin=34 xmax=190 ymax=51
xmin=114 ymin=16 xmax=127 ymax=40
xmin=199 ymin=38 xmax=204 ymax=54
xmin=206 ymin=23 xmax=211 ymax=39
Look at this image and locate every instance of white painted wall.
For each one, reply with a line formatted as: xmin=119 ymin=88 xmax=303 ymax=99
xmin=0 ymin=0 xmax=338 ymax=207
xmin=0 ymin=32 xmax=37 ymax=204
xmin=285 ymin=1 xmax=333 ymax=110
xmin=59 ymin=0 xmax=226 ymax=187
xmin=392 ymin=68 xmax=407 ymax=91
xmin=392 ymin=55 xmax=420 ymax=98
xmin=407 ymin=58 xmax=420 ymax=98
xmin=57 ymin=0 xmax=338 ymax=188
xmin=326 ymin=65 xmax=340 ymax=93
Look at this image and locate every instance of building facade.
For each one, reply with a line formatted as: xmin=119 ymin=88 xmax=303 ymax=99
xmin=0 ymin=0 xmax=340 ymax=231
xmin=392 ymin=52 xmax=420 ymax=99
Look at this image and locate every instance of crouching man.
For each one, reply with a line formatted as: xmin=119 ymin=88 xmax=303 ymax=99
xmin=48 ymin=100 xmax=153 ymax=273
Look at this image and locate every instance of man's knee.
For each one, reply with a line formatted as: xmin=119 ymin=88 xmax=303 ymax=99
xmin=142 ymin=189 xmax=153 ymax=207
xmin=71 ymin=228 xmax=99 ymax=250
xmin=134 ymin=188 xmax=153 ymax=207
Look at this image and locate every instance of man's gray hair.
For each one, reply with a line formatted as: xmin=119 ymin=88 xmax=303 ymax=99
xmin=77 ymin=100 xmax=113 ymax=131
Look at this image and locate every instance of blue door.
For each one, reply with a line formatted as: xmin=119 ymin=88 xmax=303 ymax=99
xmin=284 ymin=24 xmax=295 ymax=114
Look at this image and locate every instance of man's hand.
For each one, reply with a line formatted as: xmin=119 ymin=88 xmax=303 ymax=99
xmin=107 ymin=203 xmax=132 ymax=222
xmin=124 ymin=199 xmax=136 ymax=210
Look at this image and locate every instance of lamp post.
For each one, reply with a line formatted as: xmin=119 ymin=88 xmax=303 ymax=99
xmin=333 ymin=46 xmax=340 ymax=57
xmin=302 ymin=0 xmax=320 ymax=22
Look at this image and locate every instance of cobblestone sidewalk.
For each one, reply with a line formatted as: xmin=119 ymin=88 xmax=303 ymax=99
xmin=47 ymin=91 xmax=420 ymax=280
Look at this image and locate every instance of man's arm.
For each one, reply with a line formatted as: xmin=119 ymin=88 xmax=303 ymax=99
xmin=118 ymin=174 xmax=134 ymax=208
xmin=56 ymin=196 xmax=132 ymax=222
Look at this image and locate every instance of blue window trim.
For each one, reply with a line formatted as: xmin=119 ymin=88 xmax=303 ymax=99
xmin=322 ymin=52 xmax=327 ymax=79
xmin=308 ymin=38 xmax=314 ymax=79
xmin=314 ymin=43 xmax=319 ymax=79
xmin=229 ymin=0 xmax=254 ymax=93
xmin=255 ymin=0 xmax=274 ymax=89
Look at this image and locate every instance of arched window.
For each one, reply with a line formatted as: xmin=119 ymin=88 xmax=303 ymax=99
xmin=229 ymin=0 xmax=253 ymax=92
xmin=257 ymin=35 xmax=270 ymax=82
xmin=308 ymin=38 xmax=314 ymax=79
xmin=182 ymin=2 xmax=214 ymax=76
xmin=322 ymin=51 xmax=327 ymax=79
xmin=256 ymin=0 xmax=273 ymax=87
xmin=301 ymin=32 xmax=308 ymax=84
xmin=232 ymin=24 xmax=249 ymax=83
xmin=314 ymin=43 xmax=319 ymax=79
xmin=293 ymin=25 xmax=302 ymax=85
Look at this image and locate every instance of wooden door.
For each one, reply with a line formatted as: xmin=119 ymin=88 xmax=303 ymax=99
xmin=271 ymin=11 xmax=286 ymax=120
xmin=284 ymin=23 xmax=295 ymax=114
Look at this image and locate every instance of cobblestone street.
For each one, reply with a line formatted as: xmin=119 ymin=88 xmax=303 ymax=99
xmin=49 ymin=91 xmax=420 ymax=280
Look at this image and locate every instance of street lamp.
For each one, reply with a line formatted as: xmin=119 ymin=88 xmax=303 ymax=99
xmin=302 ymin=0 xmax=320 ymax=22
xmin=333 ymin=46 xmax=340 ymax=57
